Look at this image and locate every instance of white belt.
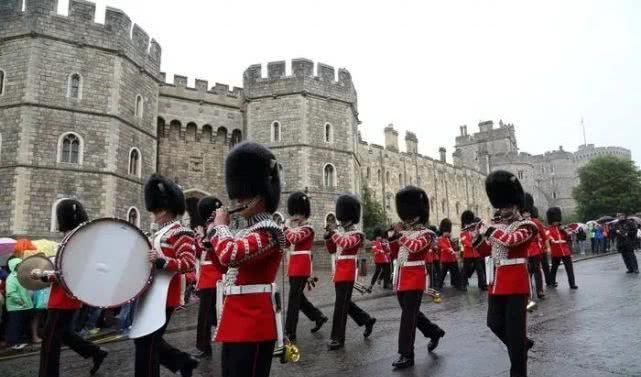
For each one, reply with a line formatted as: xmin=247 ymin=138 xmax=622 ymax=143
xmin=223 ymin=284 xmax=273 ymax=295
xmin=337 ymin=255 xmax=357 ymax=260
xmin=289 ymin=250 xmax=311 ymax=256
xmin=402 ymin=260 xmax=425 ymax=267
xmin=201 ymin=261 xmax=213 ymax=266
xmin=497 ymin=258 xmax=527 ymax=266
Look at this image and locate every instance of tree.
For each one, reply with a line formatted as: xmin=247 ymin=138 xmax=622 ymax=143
xmin=361 ymin=185 xmax=387 ymax=240
xmin=573 ymin=156 xmax=641 ymax=221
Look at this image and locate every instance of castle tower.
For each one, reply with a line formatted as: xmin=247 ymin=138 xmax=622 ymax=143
xmin=0 ymin=0 xmax=161 ymax=236
xmin=243 ymin=59 xmax=360 ymax=234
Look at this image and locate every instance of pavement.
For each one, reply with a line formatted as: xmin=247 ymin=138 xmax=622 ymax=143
xmin=1 ymin=251 xmax=640 ymax=377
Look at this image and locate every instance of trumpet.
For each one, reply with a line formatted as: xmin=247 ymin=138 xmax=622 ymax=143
xmin=461 ymin=221 xmax=483 ymax=232
xmin=273 ymin=339 xmax=301 ymax=363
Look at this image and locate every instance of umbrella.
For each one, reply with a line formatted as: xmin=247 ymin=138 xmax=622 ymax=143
xmin=0 ymin=238 xmax=17 ymax=266
xmin=566 ymin=223 xmax=588 ymax=233
xmin=596 ymin=216 xmax=615 ymax=223
xmin=628 ymin=216 xmax=641 ymax=225
xmin=586 ymin=220 xmax=598 ymax=226
xmin=32 ymin=239 xmax=59 ymax=257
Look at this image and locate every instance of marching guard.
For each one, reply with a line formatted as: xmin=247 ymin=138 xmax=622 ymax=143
xmin=546 ymin=207 xmax=578 ymax=289
xmin=194 ymin=196 xmax=225 ymax=358
xmin=325 ymin=194 xmax=377 ymax=351
xmin=460 ymin=210 xmax=488 ymax=290
xmin=522 ymin=194 xmax=546 ymax=298
xmin=135 ymin=175 xmax=199 ymax=377
xmin=284 ymin=191 xmax=328 ymax=342
xmin=206 ymin=142 xmax=285 ymax=377
xmin=436 ymin=219 xmax=465 ymax=290
xmin=34 ymin=199 xmax=108 ymax=377
xmin=392 ymin=186 xmax=446 ymax=369
xmin=473 ymin=170 xmax=537 ymax=377
xmin=369 ymin=226 xmax=392 ymax=290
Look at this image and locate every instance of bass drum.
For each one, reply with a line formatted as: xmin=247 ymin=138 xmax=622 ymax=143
xmin=57 ymin=218 xmax=152 ymax=308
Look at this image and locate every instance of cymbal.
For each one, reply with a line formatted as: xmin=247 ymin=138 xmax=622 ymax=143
xmin=16 ymin=253 xmax=54 ymax=290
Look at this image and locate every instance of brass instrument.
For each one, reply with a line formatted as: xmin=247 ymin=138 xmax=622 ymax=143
xmin=274 ymin=339 xmax=301 ymax=363
xmin=426 ymin=288 xmax=442 ymax=303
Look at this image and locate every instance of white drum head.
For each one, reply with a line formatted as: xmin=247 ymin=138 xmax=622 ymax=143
xmin=59 ymin=219 xmax=152 ymax=308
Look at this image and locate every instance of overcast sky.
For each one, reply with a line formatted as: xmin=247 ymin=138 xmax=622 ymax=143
xmin=58 ymin=0 xmax=641 ymax=163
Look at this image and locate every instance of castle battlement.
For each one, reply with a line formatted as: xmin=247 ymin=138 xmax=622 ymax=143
xmin=159 ymin=72 xmax=243 ymax=103
xmin=242 ymin=58 xmax=357 ymax=105
xmin=0 ymin=0 xmax=161 ymax=75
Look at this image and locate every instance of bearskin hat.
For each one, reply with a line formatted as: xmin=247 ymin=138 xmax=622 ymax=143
xmin=395 ymin=186 xmax=429 ymax=224
xmin=522 ymin=193 xmax=534 ymax=214
xmin=485 ymin=170 xmax=525 ymax=209
xmin=144 ymin=174 xmax=186 ymax=215
xmin=531 ymin=206 xmax=540 ymax=219
xmin=56 ymin=199 xmax=88 ymax=232
xmin=439 ymin=218 xmax=452 ymax=234
xmin=287 ymin=191 xmax=311 ymax=218
xmin=546 ymin=207 xmax=562 ymax=224
xmin=336 ymin=194 xmax=361 ymax=225
xmin=373 ymin=225 xmax=386 ymax=240
xmin=225 ymin=142 xmax=281 ymax=213
xmin=461 ymin=210 xmax=475 ymax=227
xmin=197 ymin=196 xmax=223 ymax=224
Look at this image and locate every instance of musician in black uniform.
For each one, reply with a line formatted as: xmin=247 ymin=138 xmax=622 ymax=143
xmin=615 ymin=212 xmax=639 ymax=273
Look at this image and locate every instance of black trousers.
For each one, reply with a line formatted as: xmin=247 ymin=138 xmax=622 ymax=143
xmin=487 ymin=295 xmax=528 ymax=377
xmin=428 ymin=262 xmax=441 ymax=288
xmin=221 ymin=340 xmax=276 ymax=377
xmin=463 ymin=258 xmax=487 ymax=288
xmin=134 ymin=308 xmax=192 ymax=377
xmin=550 ymin=256 xmax=576 ymax=287
xmin=5 ymin=309 xmax=31 ymax=345
xmin=527 ymin=255 xmax=544 ymax=294
xmin=437 ymin=262 xmax=463 ymax=289
xmin=620 ymin=247 xmax=639 ymax=272
xmin=196 ymin=288 xmax=217 ymax=353
xmin=540 ymin=253 xmax=552 ymax=285
xmin=397 ymin=290 xmax=443 ymax=358
xmin=370 ymin=263 xmax=392 ymax=288
xmin=285 ymin=277 xmax=324 ymax=339
xmin=39 ymin=309 xmax=102 ymax=377
xmin=331 ymin=282 xmax=372 ymax=343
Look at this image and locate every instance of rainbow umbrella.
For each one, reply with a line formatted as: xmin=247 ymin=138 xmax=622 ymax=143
xmin=33 ymin=239 xmax=59 ymax=257
xmin=0 ymin=238 xmax=17 ymax=265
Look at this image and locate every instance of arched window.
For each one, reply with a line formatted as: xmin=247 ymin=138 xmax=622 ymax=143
xmin=398 ymin=173 xmax=403 ymax=186
xmin=127 ymin=207 xmax=140 ymax=227
xmin=58 ymin=132 xmax=83 ymax=164
xmin=0 ymin=69 xmax=5 ymax=96
xmin=324 ymin=123 xmax=333 ymax=143
xmin=273 ymin=212 xmax=285 ymax=225
xmin=366 ymin=167 xmax=371 ymax=179
xmin=324 ymin=163 xmax=336 ymax=187
xmin=67 ymin=73 xmax=82 ymax=99
xmin=386 ymin=171 xmax=390 ymax=183
xmin=230 ymin=129 xmax=242 ymax=147
xmin=128 ymin=148 xmax=142 ymax=177
xmin=135 ymin=95 xmax=144 ymax=118
xmin=271 ymin=121 xmax=281 ymax=142
xmin=157 ymin=117 xmax=166 ymax=137
xmin=377 ymin=169 xmax=381 ymax=181
xmin=216 ymin=127 xmax=228 ymax=145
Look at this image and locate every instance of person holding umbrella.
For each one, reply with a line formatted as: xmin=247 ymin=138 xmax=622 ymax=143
xmin=614 ymin=212 xmax=639 ymax=273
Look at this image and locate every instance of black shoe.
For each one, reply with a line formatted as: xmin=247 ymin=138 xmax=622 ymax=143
xmin=392 ymin=356 xmax=414 ymax=369
xmin=570 ymin=285 xmax=578 ymax=290
xmin=192 ymin=349 xmax=212 ymax=359
xmin=480 ymin=286 xmax=488 ymax=291
xmin=537 ymin=292 xmax=546 ymax=299
xmin=180 ymin=356 xmax=199 ymax=377
xmin=311 ymin=316 xmax=328 ymax=333
xmin=363 ymin=318 xmax=376 ymax=338
xmin=328 ymin=340 xmax=344 ymax=351
xmin=428 ymin=329 xmax=445 ymax=353
xmin=90 ymin=349 xmax=108 ymax=375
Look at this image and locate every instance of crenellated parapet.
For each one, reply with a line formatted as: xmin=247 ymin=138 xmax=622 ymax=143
xmin=158 ymin=73 xmax=243 ymax=108
xmin=242 ymin=58 xmax=357 ymax=107
xmin=0 ymin=0 xmax=161 ymax=75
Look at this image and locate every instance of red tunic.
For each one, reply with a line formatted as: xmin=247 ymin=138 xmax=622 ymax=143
xmin=388 ymin=235 xmax=400 ymax=260
xmin=196 ymin=235 xmax=227 ymax=290
xmin=460 ymin=230 xmax=480 ymax=259
xmin=370 ymin=239 xmax=391 ymax=265
xmin=527 ymin=218 xmax=547 ymax=257
xmin=438 ymin=236 xmax=458 ymax=263
xmin=47 ymin=238 xmax=81 ymax=310
xmin=209 ymin=216 xmax=284 ymax=342
xmin=396 ymin=228 xmax=434 ymax=292
xmin=546 ymin=225 xmax=571 ymax=257
xmin=155 ymin=222 xmax=198 ymax=308
xmin=325 ymin=230 xmax=364 ymax=283
xmin=284 ymin=225 xmax=314 ymax=277
xmin=477 ymin=220 xmax=537 ymax=296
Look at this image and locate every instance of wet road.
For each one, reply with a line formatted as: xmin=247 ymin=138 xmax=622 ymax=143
xmin=2 ymin=253 xmax=640 ymax=377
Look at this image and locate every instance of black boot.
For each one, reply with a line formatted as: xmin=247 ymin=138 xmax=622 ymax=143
xmin=90 ymin=349 xmax=108 ymax=376
xmin=428 ymin=329 xmax=445 ymax=353
xmin=392 ymin=355 xmax=414 ymax=369
xmin=363 ymin=318 xmax=376 ymax=338
xmin=192 ymin=349 xmax=212 ymax=359
xmin=327 ymin=339 xmax=344 ymax=351
xmin=311 ymin=316 xmax=328 ymax=333
xmin=570 ymin=285 xmax=578 ymax=289
xmin=179 ymin=356 xmax=199 ymax=377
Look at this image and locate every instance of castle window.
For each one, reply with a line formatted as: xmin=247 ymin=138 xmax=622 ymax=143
xmin=324 ymin=163 xmax=336 ymax=188
xmin=553 ymin=191 xmax=557 ymax=199
xmin=0 ymin=69 xmax=5 ymax=96
xmin=135 ymin=95 xmax=144 ymax=118
xmin=216 ymin=127 xmax=228 ymax=144
xmin=398 ymin=173 xmax=403 ymax=186
xmin=366 ymin=167 xmax=371 ymax=179
xmin=441 ymin=200 xmax=446 ymax=215
xmin=455 ymin=202 xmax=460 ymax=215
xmin=517 ymin=170 xmax=524 ymax=180
xmin=324 ymin=123 xmax=333 ymax=143
xmin=67 ymin=73 xmax=82 ymax=99
xmin=386 ymin=171 xmax=390 ymax=184
xmin=417 ymin=176 xmax=422 ymax=186
xmin=377 ymin=169 xmax=381 ymax=181
xmin=128 ymin=148 xmax=142 ymax=177
xmin=57 ymin=132 xmax=83 ymax=164
xmin=271 ymin=121 xmax=281 ymax=142
xmin=127 ymin=207 xmax=140 ymax=227
xmin=230 ymin=129 xmax=242 ymax=147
